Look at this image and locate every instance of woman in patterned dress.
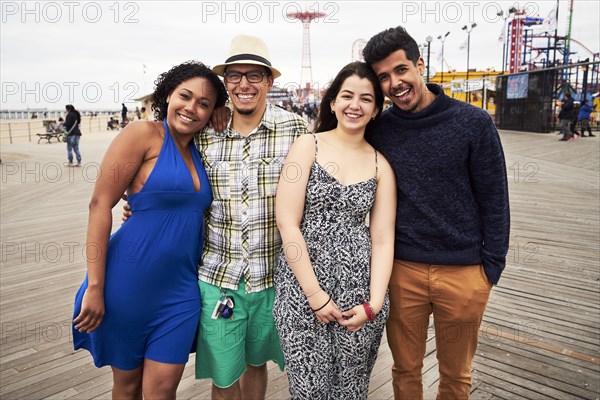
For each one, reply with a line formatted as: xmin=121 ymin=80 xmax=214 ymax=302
xmin=273 ymin=62 xmax=397 ymax=399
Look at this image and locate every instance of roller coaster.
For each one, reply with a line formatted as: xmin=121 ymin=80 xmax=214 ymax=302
xmin=504 ymin=3 xmax=598 ymax=100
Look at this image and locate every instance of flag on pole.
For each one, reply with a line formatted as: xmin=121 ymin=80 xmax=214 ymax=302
xmin=458 ymin=38 xmax=467 ymax=52
xmin=543 ymin=4 xmax=557 ymax=32
xmin=498 ymin=25 xmax=505 ymax=42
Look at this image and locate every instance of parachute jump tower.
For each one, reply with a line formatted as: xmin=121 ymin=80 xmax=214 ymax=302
xmin=286 ymin=10 xmax=326 ymax=98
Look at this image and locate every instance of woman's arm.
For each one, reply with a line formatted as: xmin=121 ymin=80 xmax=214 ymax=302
xmin=73 ymin=121 xmax=157 ymax=333
xmin=366 ymin=156 xmax=396 ymax=313
xmin=339 ymin=155 xmax=396 ymax=331
xmin=276 ymin=134 xmax=343 ymax=324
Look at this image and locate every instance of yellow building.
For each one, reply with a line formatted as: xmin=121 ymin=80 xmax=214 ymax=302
xmin=429 ymin=70 xmax=502 ymax=114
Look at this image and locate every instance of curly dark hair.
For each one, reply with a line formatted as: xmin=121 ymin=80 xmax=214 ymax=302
xmin=314 ymin=62 xmax=384 ymax=134
xmin=152 ymin=61 xmax=228 ymax=121
xmin=363 ymin=26 xmax=420 ymax=66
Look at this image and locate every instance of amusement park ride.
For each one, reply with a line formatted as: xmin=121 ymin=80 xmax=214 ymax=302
xmin=494 ymin=0 xmax=599 ymax=132
xmin=286 ymin=10 xmax=326 ymax=99
xmin=504 ymin=0 xmax=598 ymax=98
xmin=285 ymin=2 xmax=597 ymax=105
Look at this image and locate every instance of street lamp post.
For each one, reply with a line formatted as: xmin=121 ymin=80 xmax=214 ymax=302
xmin=426 ymin=36 xmax=433 ymax=83
xmin=497 ymin=7 xmax=516 ymax=74
xmin=437 ymin=31 xmax=450 ymax=86
xmin=462 ymin=23 xmax=477 ymax=103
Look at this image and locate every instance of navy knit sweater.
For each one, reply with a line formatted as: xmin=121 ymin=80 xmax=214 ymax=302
xmin=367 ymin=84 xmax=510 ymax=285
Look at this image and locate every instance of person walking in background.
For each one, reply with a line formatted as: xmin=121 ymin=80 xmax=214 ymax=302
xmin=569 ymin=102 xmax=581 ymax=138
xmin=73 ymin=61 xmax=228 ymax=400
xmin=363 ymin=26 xmax=510 ymax=400
xmin=578 ymin=99 xmax=596 ymax=137
xmin=273 ymin=61 xmax=396 ymax=399
xmin=558 ymin=92 xmax=575 ymax=141
xmin=121 ymin=103 xmax=128 ymax=123
xmin=64 ymin=104 xmax=82 ymax=167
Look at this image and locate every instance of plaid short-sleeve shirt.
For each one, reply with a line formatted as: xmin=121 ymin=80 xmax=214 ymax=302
xmin=196 ymin=103 xmax=308 ymax=293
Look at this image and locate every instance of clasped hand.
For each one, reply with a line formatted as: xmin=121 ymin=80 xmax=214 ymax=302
xmin=310 ymin=292 xmax=368 ymax=332
xmin=338 ymin=304 xmax=369 ymax=332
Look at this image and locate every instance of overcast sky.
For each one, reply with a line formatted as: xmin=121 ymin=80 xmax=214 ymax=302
xmin=1 ymin=0 xmax=598 ymax=110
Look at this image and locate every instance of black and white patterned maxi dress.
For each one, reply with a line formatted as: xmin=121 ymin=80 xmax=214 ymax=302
xmin=273 ymin=134 xmax=390 ymax=400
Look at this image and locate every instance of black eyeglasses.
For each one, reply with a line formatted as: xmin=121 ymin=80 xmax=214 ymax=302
xmin=224 ymin=71 xmax=269 ymax=84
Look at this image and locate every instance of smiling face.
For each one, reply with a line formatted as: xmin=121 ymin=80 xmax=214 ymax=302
xmin=224 ymin=64 xmax=273 ymax=117
xmin=166 ymin=77 xmax=217 ymax=135
xmin=330 ymin=74 xmax=379 ymax=132
xmin=371 ymin=49 xmax=433 ymax=113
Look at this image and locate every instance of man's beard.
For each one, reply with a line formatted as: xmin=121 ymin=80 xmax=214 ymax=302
xmin=237 ymin=107 xmax=255 ymax=116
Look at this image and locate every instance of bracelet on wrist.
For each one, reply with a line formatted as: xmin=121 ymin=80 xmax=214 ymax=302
xmin=362 ymin=302 xmax=376 ymax=321
xmin=306 ymin=288 xmax=323 ymax=298
xmin=312 ymin=296 xmax=331 ymax=312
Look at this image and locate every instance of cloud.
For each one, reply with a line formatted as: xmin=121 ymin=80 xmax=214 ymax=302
xmin=1 ymin=0 xmax=598 ymax=110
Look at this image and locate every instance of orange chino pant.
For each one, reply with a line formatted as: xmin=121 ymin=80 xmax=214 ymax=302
xmin=386 ymin=260 xmax=492 ymax=400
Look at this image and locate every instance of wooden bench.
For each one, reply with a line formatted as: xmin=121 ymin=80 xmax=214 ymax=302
xmin=36 ymin=120 xmax=64 ymax=144
xmin=36 ymin=131 xmax=63 ymax=144
xmin=36 ymin=120 xmax=80 ymax=144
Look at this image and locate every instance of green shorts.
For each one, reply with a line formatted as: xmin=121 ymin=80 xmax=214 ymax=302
xmin=195 ymin=280 xmax=285 ymax=388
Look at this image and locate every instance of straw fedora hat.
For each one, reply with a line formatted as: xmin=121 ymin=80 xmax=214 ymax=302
xmin=212 ymin=34 xmax=281 ymax=78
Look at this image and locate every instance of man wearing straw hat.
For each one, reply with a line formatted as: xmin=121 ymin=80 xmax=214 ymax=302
xmin=195 ymin=34 xmax=308 ymax=399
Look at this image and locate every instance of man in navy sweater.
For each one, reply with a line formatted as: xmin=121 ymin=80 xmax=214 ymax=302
xmin=363 ymin=26 xmax=510 ymax=400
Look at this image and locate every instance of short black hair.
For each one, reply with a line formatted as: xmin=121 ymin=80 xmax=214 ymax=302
xmin=363 ymin=26 xmax=420 ymax=66
xmin=152 ymin=61 xmax=228 ymax=121
xmin=314 ymin=62 xmax=384 ymax=134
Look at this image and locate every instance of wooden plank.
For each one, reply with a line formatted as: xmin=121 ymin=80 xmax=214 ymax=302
xmin=478 ymin=340 xmax=600 ymax=391
xmin=1 ymin=128 xmax=599 ymax=399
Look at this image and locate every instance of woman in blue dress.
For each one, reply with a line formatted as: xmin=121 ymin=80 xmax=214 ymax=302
xmin=72 ymin=61 xmax=227 ymax=399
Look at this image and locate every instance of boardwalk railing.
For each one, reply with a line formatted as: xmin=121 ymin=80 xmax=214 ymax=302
xmin=0 ymin=116 xmax=116 ymax=144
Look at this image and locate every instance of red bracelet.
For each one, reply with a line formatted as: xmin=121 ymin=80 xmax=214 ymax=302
xmin=362 ymin=302 xmax=376 ymax=321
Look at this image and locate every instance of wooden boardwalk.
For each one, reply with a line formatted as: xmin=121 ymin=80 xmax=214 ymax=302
xmin=1 ymin=128 xmax=599 ymax=399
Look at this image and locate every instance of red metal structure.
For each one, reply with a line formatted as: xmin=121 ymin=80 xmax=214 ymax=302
xmin=508 ymin=8 xmax=527 ymax=73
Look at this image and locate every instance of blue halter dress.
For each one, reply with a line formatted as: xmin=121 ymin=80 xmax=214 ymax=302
xmin=73 ymin=120 xmax=212 ymax=369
